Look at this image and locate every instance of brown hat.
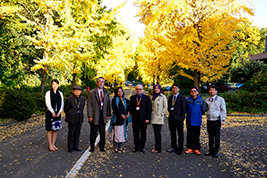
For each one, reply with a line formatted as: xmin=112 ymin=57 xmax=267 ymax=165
xmin=73 ymin=86 xmax=82 ymax=90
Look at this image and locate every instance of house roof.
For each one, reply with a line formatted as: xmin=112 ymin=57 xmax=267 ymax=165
xmin=250 ymin=52 xmax=267 ymax=61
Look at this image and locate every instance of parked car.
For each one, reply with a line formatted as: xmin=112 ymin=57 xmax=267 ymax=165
xmin=229 ymin=83 xmax=243 ymax=89
xmin=125 ymin=81 xmax=133 ymax=86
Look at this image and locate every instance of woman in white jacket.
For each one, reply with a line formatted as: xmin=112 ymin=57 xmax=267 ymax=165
xmin=150 ymin=84 xmax=167 ymax=153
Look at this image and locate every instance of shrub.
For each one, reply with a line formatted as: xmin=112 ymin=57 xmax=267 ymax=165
xmin=1 ymin=89 xmax=37 ymax=121
xmin=242 ymin=71 xmax=267 ymax=92
xmin=34 ymin=92 xmax=46 ymax=114
xmin=180 ymin=88 xmax=190 ymax=96
xmin=220 ymin=90 xmax=267 ymax=114
xmin=230 ymin=60 xmax=267 ymax=83
xmin=218 ymin=85 xmax=229 ymax=92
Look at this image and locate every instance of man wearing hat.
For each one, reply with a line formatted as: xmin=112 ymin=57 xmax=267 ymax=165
xmin=65 ymin=86 xmax=86 ymax=152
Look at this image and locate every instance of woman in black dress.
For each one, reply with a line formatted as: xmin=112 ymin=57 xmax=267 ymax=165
xmin=111 ymin=87 xmax=130 ymax=153
xmin=45 ymin=79 xmax=64 ymax=152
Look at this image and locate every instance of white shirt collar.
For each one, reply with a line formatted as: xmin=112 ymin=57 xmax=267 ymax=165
xmin=174 ymin=93 xmax=179 ymax=98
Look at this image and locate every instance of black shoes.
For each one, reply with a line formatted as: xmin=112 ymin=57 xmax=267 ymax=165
xmin=68 ymin=149 xmax=73 ymax=153
xmin=166 ymin=148 xmax=176 ymax=153
xmin=140 ymin=148 xmax=145 ymax=153
xmin=132 ymin=148 xmax=139 ymax=152
xmin=74 ymin=148 xmax=82 ymax=151
xmin=205 ymin=151 xmax=218 ymax=158
xmin=205 ymin=151 xmax=213 ymax=156
xmin=100 ymin=148 xmax=106 ymax=152
xmin=213 ymin=153 xmax=219 ymax=158
xmin=177 ymin=150 xmax=183 ymax=155
xmin=89 ymin=148 xmax=94 ymax=152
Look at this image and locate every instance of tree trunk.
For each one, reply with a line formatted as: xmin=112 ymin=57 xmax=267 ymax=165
xmin=157 ymin=75 xmax=160 ymax=84
xmin=72 ymin=73 xmax=76 ymax=88
xmin=72 ymin=64 xmax=76 ymax=88
xmin=40 ymin=65 xmax=47 ymax=93
xmin=194 ymin=69 xmax=201 ymax=93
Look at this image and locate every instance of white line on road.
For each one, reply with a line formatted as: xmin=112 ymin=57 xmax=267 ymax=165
xmin=65 ymin=120 xmax=111 ymax=178
xmin=65 ymin=87 xmax=134 ymax=178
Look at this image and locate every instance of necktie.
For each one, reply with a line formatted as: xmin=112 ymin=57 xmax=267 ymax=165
xmin=173 ymin=95 xmax=177 ymax=102
xmin=100 ymin=91 xmax=103 ymax=101
xmin=100 ymin=91 xmax=103 ymax=110
xmin=211 ymin=98 xmax=214 ymax=102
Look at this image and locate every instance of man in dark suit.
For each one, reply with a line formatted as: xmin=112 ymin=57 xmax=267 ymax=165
xmin=130 ymin=84 xmax=152 ymax=153
xmin=167 ymin=84 xmax=186 ymax=155
xmin=65 ymin=86 xmax=86 ymax=153
xmin=87 ymin=77 xmax=111 ymax=152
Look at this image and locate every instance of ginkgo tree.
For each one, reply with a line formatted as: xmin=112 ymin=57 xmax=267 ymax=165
xmin=21 ymin=0 xmax=123 ymax=91
xmin=136 ymin=26 xmax=173 ymax=85
xmin=136 ymin=0 xmax=254 ymax=89
xmin=95 ymin=25 xmax=136 ymax=86
xmin=231 ymin=23 xmax=266 ymax=68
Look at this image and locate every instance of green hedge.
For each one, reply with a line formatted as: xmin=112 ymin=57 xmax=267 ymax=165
xmin=1 ymin=90 xmax=37 ymax=121
xmin=220 ymin=90 xmax=267 ymax=114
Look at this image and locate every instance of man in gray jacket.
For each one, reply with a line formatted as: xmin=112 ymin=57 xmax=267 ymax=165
xmin=87 ymin=77 xmax=111 ymax=152
xmin=205 ymin=85 xmax=226 ymax=158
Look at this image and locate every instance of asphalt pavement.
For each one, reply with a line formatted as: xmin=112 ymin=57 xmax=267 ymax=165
xmin=0 ymin=87 xmax=266 ymax=178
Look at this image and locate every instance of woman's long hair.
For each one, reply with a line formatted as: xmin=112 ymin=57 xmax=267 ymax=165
xmin=114 ymin=87 xmax=124 ymax=98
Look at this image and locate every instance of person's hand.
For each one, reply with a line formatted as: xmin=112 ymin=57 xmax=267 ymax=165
xmin=126 ymin=114 xmax=129 ymax=119
xmin=145 ymin=120 xmax=149 ymax=123
xmin=89 ymin=117 xmax=93 ymax=122
xmin=121 ymin=114 xmax=126 ymax=120
xmin=106 ymin=116 xmax=110 ymax=120
xmin=221 ymin=121 xmax=225 ymax=125
xmin=52 ymin=113 xmax=56 ymax=117
xmin=56 ymin=112 xmax=61 ymax=117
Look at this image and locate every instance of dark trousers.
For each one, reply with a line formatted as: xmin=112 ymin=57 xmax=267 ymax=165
xmin=90 ymin=111 xmax=105 ymax=150
xmin=207 ymin=120 xmax=221 ymax=153
xmin=186 ymin=125 xmax=201 ymax=150
xmin=152 ymin=124 xmax=162 ymax=152
xmin=169 ymin=119 xmax=184 ymax=151
xmin=132 ymin=117 xmax=147 ymax=150
xmin=68 ymin=118 xmax=82 ymax=150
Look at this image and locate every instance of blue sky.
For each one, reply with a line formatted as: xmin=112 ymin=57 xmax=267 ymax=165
xmin=102 ymin=0 xmax=267 ymax=37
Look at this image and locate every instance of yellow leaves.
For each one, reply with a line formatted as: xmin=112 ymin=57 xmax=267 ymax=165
xmin=31 ymin=64 xmax=44 ymax=71
xmin=96 ymin=34 xmax=135 ymax=83
xmin=0 ymin=5 xmax=21 ymax=19
xmin=136 ymin=0 xmax=256 ymax=84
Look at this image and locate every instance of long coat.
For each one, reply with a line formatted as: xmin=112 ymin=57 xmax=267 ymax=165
xmin=87 ymin=88 xmax=111 ymax=125
xmin=65 ymin=95 xmax=86 ymax=124
xmin=151 ymin=93 xmax=168 ymax=125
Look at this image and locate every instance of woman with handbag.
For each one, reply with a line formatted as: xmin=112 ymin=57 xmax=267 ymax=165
xmin=151 ymin=84 xmax=167 ymax=153
xmin=111 ymin=87 xmax=131 ymax=153
xmin=45 ymin=79 xmax=64 ymax=152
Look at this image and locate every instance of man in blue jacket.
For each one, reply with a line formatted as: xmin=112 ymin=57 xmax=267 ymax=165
xmin=185 ymin=87 xmax=206 ymax=155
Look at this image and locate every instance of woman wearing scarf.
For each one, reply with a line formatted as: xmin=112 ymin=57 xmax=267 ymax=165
xmin=111 ymin=87 xmax=131 ymax=153
xmin=151 ymin=84 xmax=167 ymax=153
xmin=45 ymin=79 xmax=64 ymax=152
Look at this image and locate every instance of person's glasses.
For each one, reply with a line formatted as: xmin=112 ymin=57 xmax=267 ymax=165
xmin=136 ymin=89 xmax=142 ymax=90
xmin=191 ymin=90 xmax=197 ymax=92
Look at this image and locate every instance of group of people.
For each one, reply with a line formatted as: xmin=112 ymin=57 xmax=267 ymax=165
xmin=45 ymin=77 xmax=226 ymax=158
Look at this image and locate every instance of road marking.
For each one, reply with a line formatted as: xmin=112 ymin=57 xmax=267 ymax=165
xmin=65 ymin=87 xmax=133 ymax=178
xmin=65 ymin=119 xmax=111 ymax=178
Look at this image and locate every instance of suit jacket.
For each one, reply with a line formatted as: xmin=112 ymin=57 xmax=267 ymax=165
xmin=168 ymin=94 xmax=186 ymax=121
xmin=87 ymin=87 xmax=111 ymax=125
xmin=64 ymin=95 xmax=86 ymax=124
xmin=130 ymin=94 xmax=152 ymax=123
